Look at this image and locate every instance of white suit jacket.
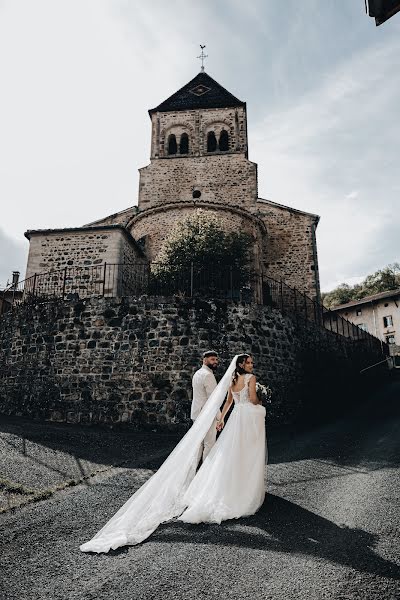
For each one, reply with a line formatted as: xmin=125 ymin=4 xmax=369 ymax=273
xmin=191 ymin=365 xmax=217 ymax=421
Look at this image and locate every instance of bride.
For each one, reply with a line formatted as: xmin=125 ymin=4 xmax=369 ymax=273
xmin=79 ymin=353 xmax=267 ymax=553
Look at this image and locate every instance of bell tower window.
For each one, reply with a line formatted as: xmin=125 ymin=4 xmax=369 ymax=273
xmin=167 ymin=134 xmax=177 ymax=155
xmin=219 ymin=129 xmax=229 ymax=151
xmin=207 ymin=131 xmax=217 ymax=153
xmin=179 ymin=133 xmax=189 ymax=154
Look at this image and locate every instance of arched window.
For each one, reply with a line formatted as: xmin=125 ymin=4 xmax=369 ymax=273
xmin=219 ymin=129 xmax=229 ymax=152
xmin=207 ymin=131 xmax=217 ymax=152
xmin=179 ymin=133 xmax=189 ymax=154
xmin=167 ymin=134 xmax=177 ymax=155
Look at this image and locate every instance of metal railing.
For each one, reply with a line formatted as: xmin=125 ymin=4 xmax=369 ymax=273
xmin=0 ymin=261 xmax=389 ymax=356
xmin=0 ymin=263 xmax=254 ymax=304
xmin=260 ymin=276 xmax=388 ymax=355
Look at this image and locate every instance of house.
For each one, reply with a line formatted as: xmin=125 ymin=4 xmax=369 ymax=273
xmin=329 ymin=289 xmax=400 ymax=356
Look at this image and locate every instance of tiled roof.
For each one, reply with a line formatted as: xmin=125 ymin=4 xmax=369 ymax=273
xmin=148 ymin=71 xmax=245 ymax=115
xmin=330 ymin=288 xmax=400 ymax=311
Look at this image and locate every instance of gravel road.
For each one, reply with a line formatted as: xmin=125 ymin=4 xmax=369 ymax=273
xmin=1 ymin=376 xmax=399 ymax=600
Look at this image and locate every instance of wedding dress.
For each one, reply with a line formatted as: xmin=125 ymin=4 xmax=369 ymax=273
xmin=79 ymin=355 xmax=267 ymax=553
xmin=178 ymin=372 xmax=266 ymax=524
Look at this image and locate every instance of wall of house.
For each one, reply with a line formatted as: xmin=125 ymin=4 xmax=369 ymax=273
xmin=335 ymin=297 xmax=400 ymax=347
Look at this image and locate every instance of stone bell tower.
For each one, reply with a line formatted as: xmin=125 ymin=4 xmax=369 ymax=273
xmin=136 ymin=69 xmax=258 ymax=212
xmin=128 ymin=69 xmax=262 ymax=261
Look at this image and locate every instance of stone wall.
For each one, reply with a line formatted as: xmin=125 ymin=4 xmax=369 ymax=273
xmin=256 ymin=200 xmax=320 ymax=300
xmin=0 ymin=296 xmax=385 ymax=429
xmin=25 ymin=226 xmax=143 ymax=279
xmin=24 ymin=226 xmax=145 ymax=298
xmin=129 ymin=204 xmax=265 ymax=266
xmin=137 ymin=153 xmax=257 ymax=211
xmin=23 ymin=230 xmax=113 ymax=299
xmin=150 ymin=106 xmax=248 ymax=159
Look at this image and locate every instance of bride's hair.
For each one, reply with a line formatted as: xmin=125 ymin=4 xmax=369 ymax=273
xmin=232 ymin=353 xmax=251 ymax=385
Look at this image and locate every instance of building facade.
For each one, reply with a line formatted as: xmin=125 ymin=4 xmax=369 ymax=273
xmin=330 ymin=289 xmax=400 ymax=355
xmin=24 ymin=71 xmax=321 ymax=301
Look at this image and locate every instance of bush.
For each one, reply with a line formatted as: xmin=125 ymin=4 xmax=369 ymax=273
xmin=151 ymin=210 xmax=253 ymax=296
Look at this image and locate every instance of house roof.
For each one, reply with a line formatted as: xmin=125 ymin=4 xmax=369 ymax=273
xmin=330 ymin=288 xmax=400 ymax=311
xmin=148 ymin=71 xmax=245 ymax=115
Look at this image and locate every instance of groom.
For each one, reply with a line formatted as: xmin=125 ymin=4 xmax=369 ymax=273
xmin=191 ymin=350 xmax=221 ymax=464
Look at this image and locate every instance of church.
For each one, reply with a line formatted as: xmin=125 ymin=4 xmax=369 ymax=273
xmin=24 ymin=69 xmax=321 ymax=302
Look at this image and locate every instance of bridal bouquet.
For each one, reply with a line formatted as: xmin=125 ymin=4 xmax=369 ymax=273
xmin=256 ymin=382 xmax=273 ymax=407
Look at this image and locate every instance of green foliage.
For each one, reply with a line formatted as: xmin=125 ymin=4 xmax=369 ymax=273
xmin=151 ymin=210 xmax=253 ymax=292
xmin=322 ymin=262 xmax=400 ymax=308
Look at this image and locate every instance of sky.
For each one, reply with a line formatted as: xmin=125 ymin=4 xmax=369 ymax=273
xmin=0 ymin=0 xmax=399 ymax=292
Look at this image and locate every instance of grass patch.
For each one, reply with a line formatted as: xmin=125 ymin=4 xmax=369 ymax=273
xmin=0 ymin=461 xmax=129 ymax=514
xmin=0 ymin=477 xmax=35 ymax=495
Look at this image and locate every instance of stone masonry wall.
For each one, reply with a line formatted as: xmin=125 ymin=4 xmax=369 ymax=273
xmin=130 ymin=204 xmax=264 ymax=264
xmin=25 ymin=226 xmax=144 ymax=275
xmin=256 ymin=200 xmax=320 ymax=301
xmin=24 ymin=228 xmax=145 ymax=299
xmin=151 ymin=106 xmax=248 ymax=159
xmin=25 ymin=229 xmax=127 ymax=279
xmin=0 ymin=297 xmax=385 ymax=429
xmin=138 ymin=153 xmax=257 ymax=211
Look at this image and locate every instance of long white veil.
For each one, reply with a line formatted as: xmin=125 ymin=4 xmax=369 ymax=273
xmin=79 ymin=354 xmax=239 ymax=553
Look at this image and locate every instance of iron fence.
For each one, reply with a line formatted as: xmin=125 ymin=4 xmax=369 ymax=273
xmin=0 ymin=261 xmax=389 ymax=356
xmin=260 ymin=277 xmax=388 ymax=356
xmin=0 ymin=263 xmax=256 ymax=304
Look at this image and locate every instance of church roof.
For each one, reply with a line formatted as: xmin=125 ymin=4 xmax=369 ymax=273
xmin=148 ymin=71 xmax=245 ymax=115
xmin=257 ymin=197 xmax=320 ymax=223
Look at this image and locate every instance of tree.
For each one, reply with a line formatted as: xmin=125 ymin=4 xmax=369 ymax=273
xmin=361 ymin=263 xmax=400 ymax=295
xmin=322 ymin=262 xmax=400 ymax=308
xmin=321 ymin=283 xmax=353 ymax=308
xmin=151 ymin=209 xmax=253 ymax=295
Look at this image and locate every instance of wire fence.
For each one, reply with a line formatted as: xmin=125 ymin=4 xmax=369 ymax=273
xmin=0 ymin=262 xmax=389 ymax=356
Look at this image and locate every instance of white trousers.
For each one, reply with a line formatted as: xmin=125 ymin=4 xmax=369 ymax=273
xmin=194 ymin=417 xmax=218 ymax=464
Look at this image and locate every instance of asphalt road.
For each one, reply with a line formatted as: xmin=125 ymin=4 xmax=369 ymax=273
xmin=1 ymin=376 xmax=399 ymax=600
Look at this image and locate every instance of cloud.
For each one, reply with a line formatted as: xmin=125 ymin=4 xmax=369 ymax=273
xmin=0 ymin=229 xmax=28 ymax=288
xmin=344 ymin=191 xmax=359 ymax=201
xmin=251 ymin=31 xmax=400 ymax=292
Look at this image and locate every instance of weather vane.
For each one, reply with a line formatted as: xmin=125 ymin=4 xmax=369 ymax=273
xmin=197 ymin=44 xmax=208 ymax=72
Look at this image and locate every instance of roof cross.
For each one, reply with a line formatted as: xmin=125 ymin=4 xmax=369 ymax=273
xmin=197 ymin=44 xmax=208 ymax=72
